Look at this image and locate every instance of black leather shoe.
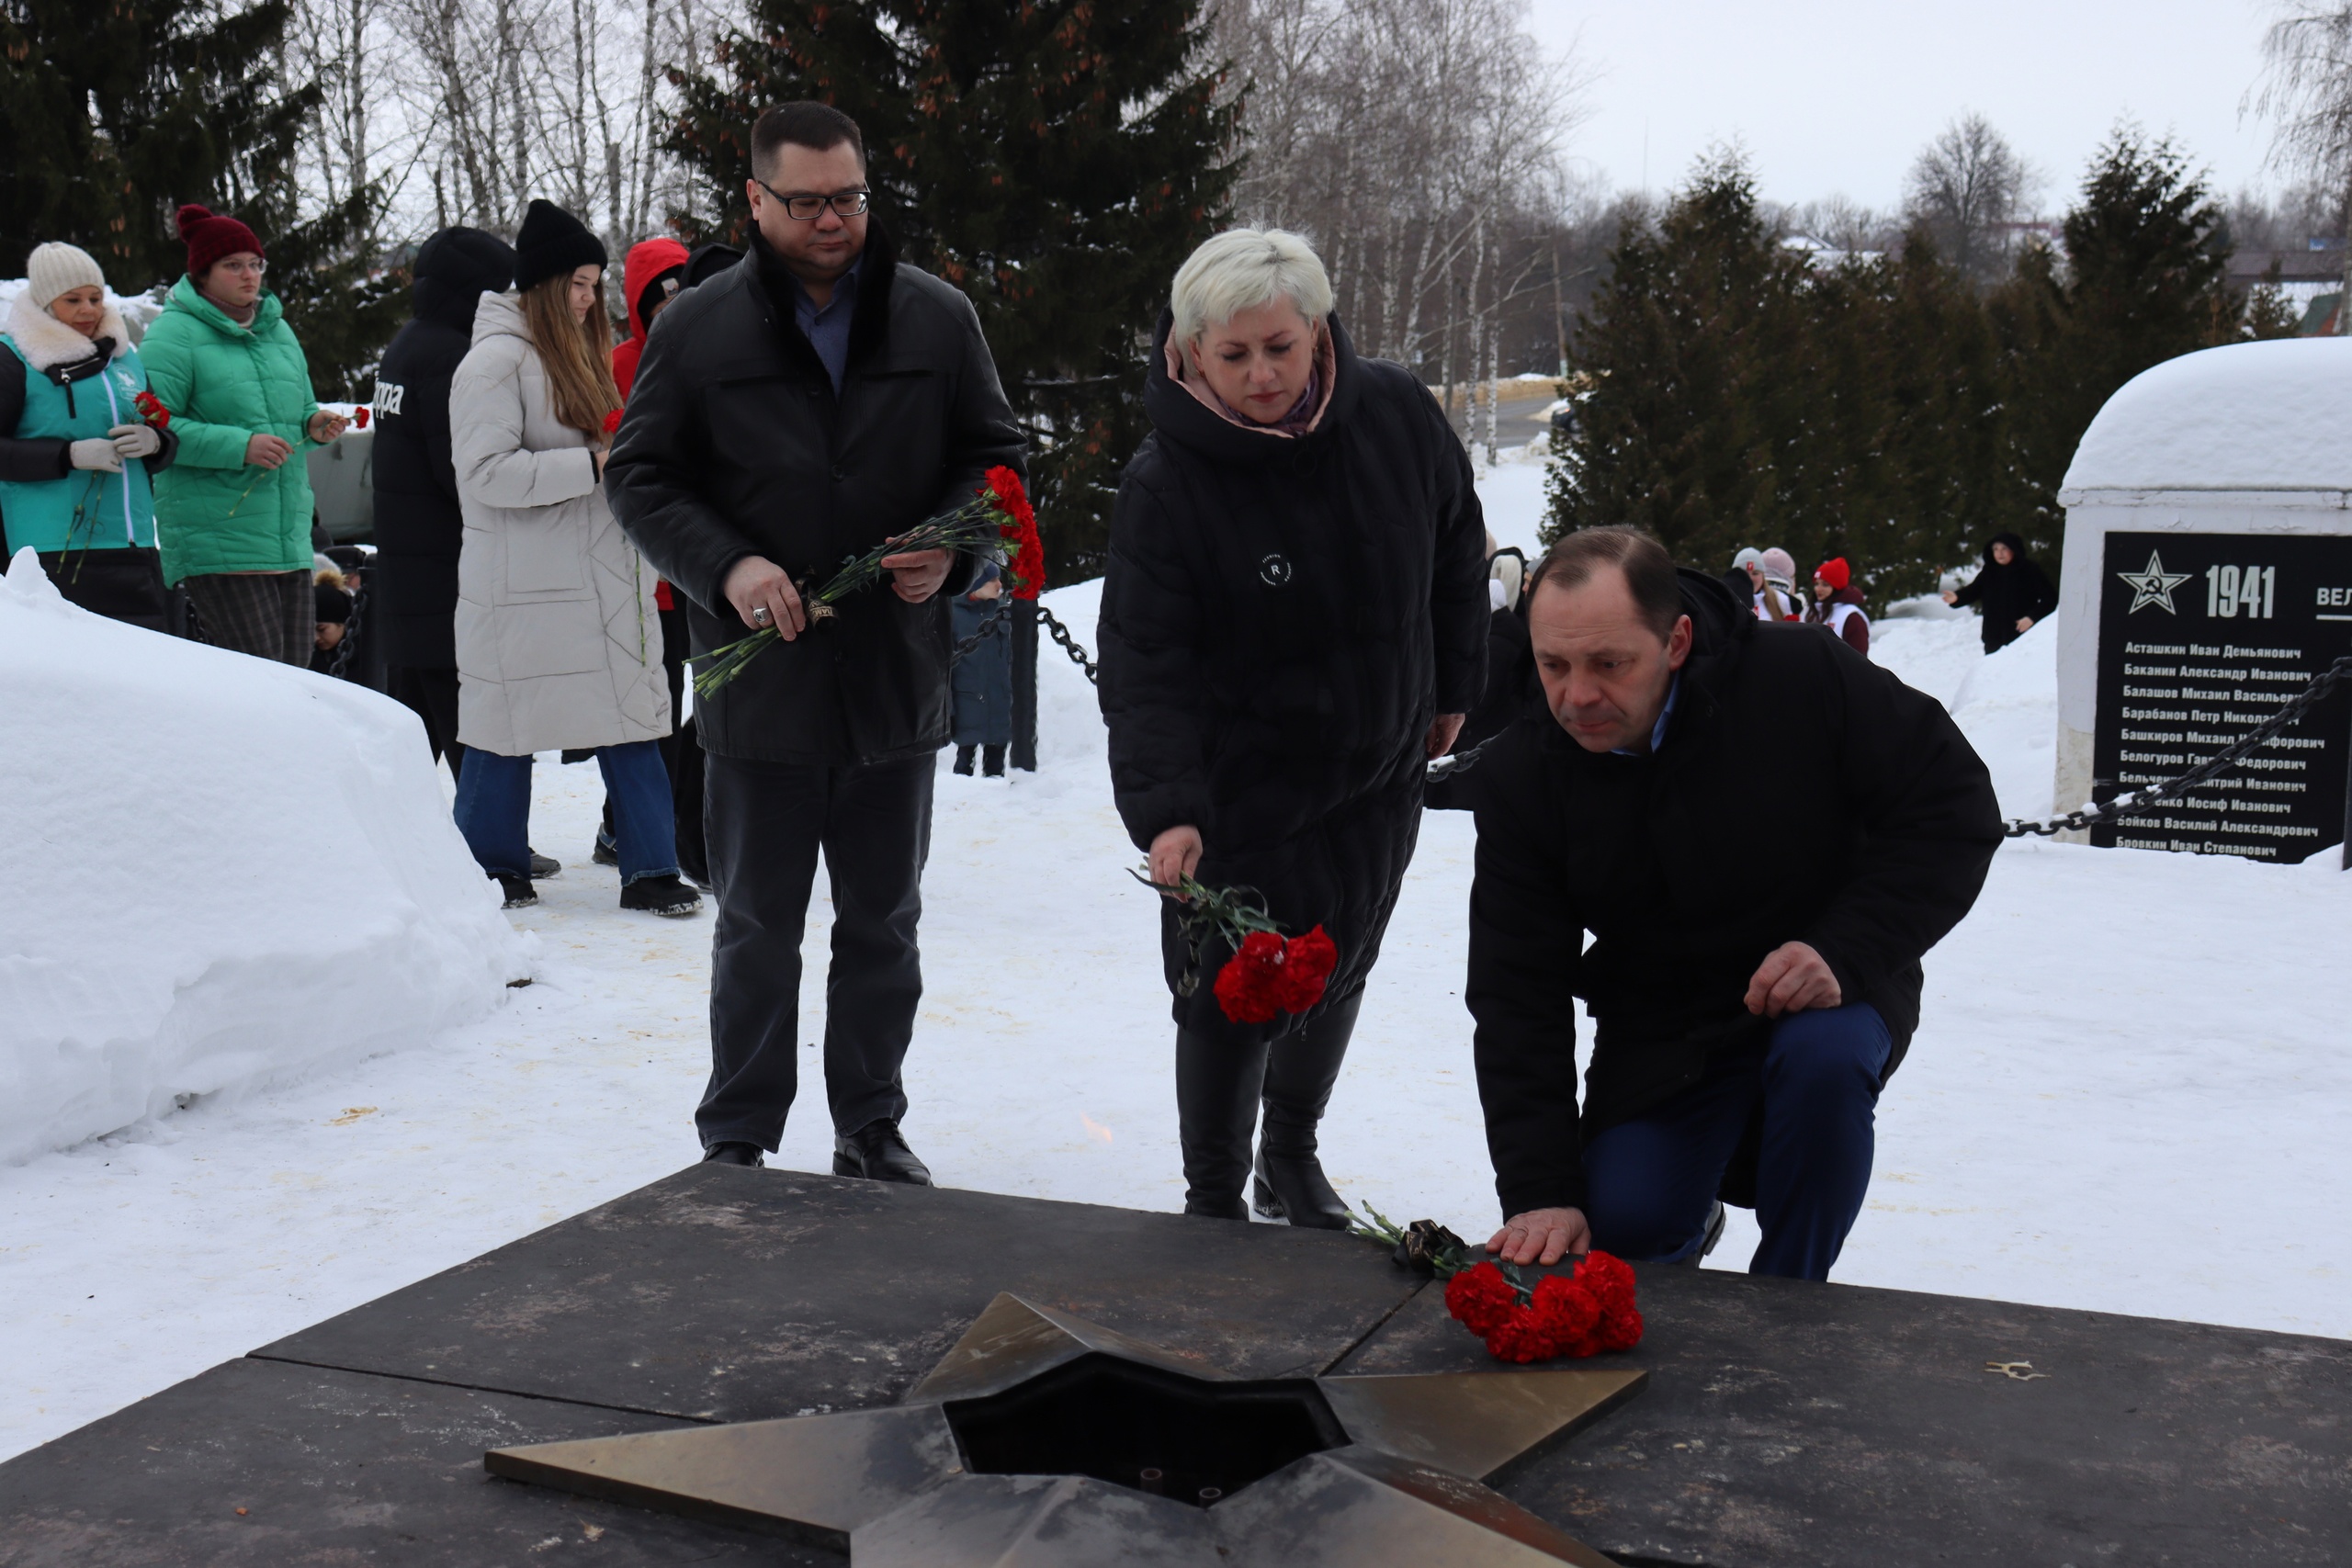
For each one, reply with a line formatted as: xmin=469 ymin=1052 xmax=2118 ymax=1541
xmin=1251 ymin=1146 xmax=1354 ymax=1229
xmin=702 ymin=1141 xmax=763 ymax=1168
xmin=1184 ymin=1196 xmax=1250 ymax=1221
xmin=1668 ymin=1200 xmax=1728 ymax=1266
xmin=494 ymin=874 xmax=537 ymax=908
xmin=833 ymin=1118 xmax=933 ymax=1185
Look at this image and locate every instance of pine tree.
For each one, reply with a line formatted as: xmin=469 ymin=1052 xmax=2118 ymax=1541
xmin=670 ymin=0 xmax=1238 ymax=576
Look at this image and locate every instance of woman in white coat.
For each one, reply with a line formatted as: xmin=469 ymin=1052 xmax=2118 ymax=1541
xmin=449 ymin=199 xmax=699 ymax=917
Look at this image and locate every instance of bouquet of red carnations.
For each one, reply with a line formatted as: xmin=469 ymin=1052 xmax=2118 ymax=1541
xmin=1133 ymin=871 xmax=1339 ymax=1024
xmin=691 ymin=466 xmax=1044 ymax=699
xmin=1352 ymin=1210 xmax=1643 ymax=1364
xmin=132 ymin=390 xmax=171 ymax=428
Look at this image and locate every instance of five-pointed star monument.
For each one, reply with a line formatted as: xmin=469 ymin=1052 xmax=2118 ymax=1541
xmin=486 ymin=1292 xmax=1647 ymax=1565
xmin=2117 ymin=549 xmax=2192 ymax=615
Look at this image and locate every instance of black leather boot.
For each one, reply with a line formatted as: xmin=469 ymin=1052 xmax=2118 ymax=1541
xmin=1251 ymin=991 xmax=1363 ymax=1229
xmin=1175 ymin=1028 xmax=1268 ymax=1219
xmin=981 ymin=743 xmax=1006 ymax=777
xmin=953 ymin=745 xmax=976 ymax=775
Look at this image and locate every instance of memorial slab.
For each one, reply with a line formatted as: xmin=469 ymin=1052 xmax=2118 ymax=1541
xmin=4 ymin=1169 xmax=2346 ymax=1566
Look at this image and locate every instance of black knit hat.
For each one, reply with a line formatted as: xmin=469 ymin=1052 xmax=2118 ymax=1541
xmin=513 ymin=199 xmax=607 ymax=292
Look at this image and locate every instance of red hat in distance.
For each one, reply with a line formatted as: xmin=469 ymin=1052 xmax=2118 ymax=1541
xmin=175 ymin=204 xmax=265 ymax=281
xmin=1815 ymin=557 xmax=1851 ymax=591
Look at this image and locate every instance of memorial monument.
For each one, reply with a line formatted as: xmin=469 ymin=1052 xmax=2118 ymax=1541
xmin=2053 ymin=336 xmax=2352 ymax=861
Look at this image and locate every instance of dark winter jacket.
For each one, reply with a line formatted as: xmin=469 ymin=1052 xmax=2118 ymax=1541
xmin=368 ymin=227 xmax=517 ymax=669
xmin=1098 ymin=311 xmax=1489 ymax=1041
xmin=1426 ymin=590 xmax=1535 ymax=812
xmin=607 ymin=222 xmax=1025 ymax=765
xmin=1951 ymin=533 xmax=2057 ymax=652
xmin=950 ymin=564 xmax=1012 ymax=748
xmin=1465 ymin=570 xmax=2001 ymax=1219
xmin=1808 ymin=584 xmax=1871 ymax=655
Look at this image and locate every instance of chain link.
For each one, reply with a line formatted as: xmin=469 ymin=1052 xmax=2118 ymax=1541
xmin=1036 ymin=604 xmax=1100 ymax=682
xmin=948 ymin=598 xmax=1010 ymax=664
xmin=2000 ymin=654 xmax=2351 ymax=839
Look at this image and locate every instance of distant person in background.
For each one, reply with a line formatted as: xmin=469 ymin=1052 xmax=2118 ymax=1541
xmin=1808 ymin=557 xmax=1869 ymax=656
xmin=372 ymin=226 xmax=518 ymax=779
xmin=1758 ymin=547 xmax=1803 ymax=622
xmin=949 ymin=560 xmax=1012 ymax=776
xmin=310 ymin=570 xmax=351 ymax=673
xmin=1942 ymin=532 xmax=2055 ymax=653
xmin=1426 ymin=538 xmax=1532 ymax=815
xmin=1724 ymin=547 xmax=1761 ymax=611
xmin=447 ymin=198 xmax=695 ymax=918
xmin=142 ymin=205 xmax=346 ymax=662
xmin=0 ymin=243 xmax=177 ymax=630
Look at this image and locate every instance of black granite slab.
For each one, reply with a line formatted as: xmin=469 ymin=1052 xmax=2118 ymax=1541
xmin=0 ymin=1358 xmax=806 ymax=1567
xmin=251 ymin=1166 xmax=1425 ymax=1422
xmin=1337 ymin=1258 xmax=2352 ymax=1566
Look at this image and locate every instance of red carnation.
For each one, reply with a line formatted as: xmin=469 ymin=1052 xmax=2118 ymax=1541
xmin=1273 ymin=925 xmax=1338 ymax=1011
xmin=979 ymin=466 xmax=1046 ymax=601
xmin=602 ymin=408 xmax=624 ymax=435
xmin=1212 ymin=931 xmax=1287 ymax=1024
xmin=354 ymin=405 xmax=370 ymax=429
xmin=1443 ymin=1262 xmax=1520 ymax=1337
xmin=1484 ymin=1308 xmax=1562 ymax=1364
xmin=133 ymin=390 xmax=171 ymax=429
xmin=1530 ymin=1274 xmax=1600 ymax=1343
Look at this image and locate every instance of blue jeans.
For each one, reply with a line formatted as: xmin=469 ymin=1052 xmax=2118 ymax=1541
xmin=1582 ymin=1002 xmax=1893 ymax=1280
xmin=455 ymin=742 xmax=679 ymax=885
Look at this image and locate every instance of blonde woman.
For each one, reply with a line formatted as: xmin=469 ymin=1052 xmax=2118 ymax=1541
xmin=448 ymin=199 xmax=697 ymax=917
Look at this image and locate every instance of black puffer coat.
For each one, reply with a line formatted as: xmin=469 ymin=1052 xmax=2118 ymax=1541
xmin=368 ymin=227 xmax=516 ymax=670
xmin=607 ymin=224 xmax=1025 ymax=764
xmin=1098 ymin=313 xmax=1490 ymax=1043
xmin=1951 ymin=532 xmax=2057 ymax=653
xmin=1465 ymin=570 xmax=2002 ymax=1218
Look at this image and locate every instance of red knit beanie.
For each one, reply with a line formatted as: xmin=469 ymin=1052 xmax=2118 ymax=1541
xmin=1815 ymin=557 xmax=1851 ymax=591
xmin=176 ymin=204 xmax=266 ymax=281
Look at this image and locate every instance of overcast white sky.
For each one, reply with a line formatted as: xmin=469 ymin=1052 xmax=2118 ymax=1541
xmin=1525 ymin=0 xmax=2286 ymax=216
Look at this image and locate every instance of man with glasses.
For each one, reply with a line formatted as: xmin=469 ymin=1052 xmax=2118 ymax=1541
xmin=608 ymin=101 xmax=1026 ymax=1182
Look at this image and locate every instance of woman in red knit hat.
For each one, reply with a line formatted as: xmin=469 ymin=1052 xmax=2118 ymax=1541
xmin=1806 ymin=556 xmax=1871 ymax=656
xmin=139 ymin=204 xmax=348 ymax=662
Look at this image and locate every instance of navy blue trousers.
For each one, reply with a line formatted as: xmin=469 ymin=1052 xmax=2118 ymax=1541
xmin=1583 ymin=1002 xmax=1893 ymax=1281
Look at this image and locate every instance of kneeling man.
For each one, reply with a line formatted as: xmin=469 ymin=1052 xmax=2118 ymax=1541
xmin=1466 ymin=526 xmax=2000 ymax=1280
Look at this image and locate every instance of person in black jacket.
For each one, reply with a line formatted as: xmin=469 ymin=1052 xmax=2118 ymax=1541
xmin=1098 ymin=228 xmax=1489 ymax=1227
xmin=370 ymin=226 xmax=518 ymax=778
xmin=607 ymin=102 xmax=1024 ymax=1181
xmin=1469 ymin=526 xmax=1999 ymax=1280
xmin=1943 ymin=532 xmax=2057 ymax=652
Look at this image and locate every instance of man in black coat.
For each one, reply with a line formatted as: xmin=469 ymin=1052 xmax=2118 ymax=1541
xmin=370 ymin=226 xmax=517 ymax=778
xmin=1470 ymin=526 xmax=2000 ymax=1280
xmin=1944 ymin=531 xmax=2058 ymax=652
xmin=607 ymin=102 xmax=1024 ymax=1181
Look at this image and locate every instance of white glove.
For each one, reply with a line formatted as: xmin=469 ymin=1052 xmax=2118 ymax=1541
xmin=109 ymin=422 xmax=163 ymax=459
xmin=69 ymin=437 xmax=124 ymax=473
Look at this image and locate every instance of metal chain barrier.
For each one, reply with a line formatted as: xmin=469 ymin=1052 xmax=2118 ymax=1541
xmin=1426 ymin=736 xmax=1489 ymax=783
xmin=948 ymin=598 xmax=1010 ymax=665
xmin=2001 ymin=653 xmax=2352 ymax=839
xmin=1036 ymin=604 xmax=1099 ymax=683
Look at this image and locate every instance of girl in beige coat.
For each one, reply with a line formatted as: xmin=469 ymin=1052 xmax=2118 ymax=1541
xmin=447 ymin=199 xmax=698 ymax=917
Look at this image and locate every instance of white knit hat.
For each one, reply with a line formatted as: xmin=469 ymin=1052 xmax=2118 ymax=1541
xmin=26 ymin=243 xmax=107 ymax=309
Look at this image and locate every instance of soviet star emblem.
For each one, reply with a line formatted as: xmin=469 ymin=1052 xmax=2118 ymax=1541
xmin=2117 ymin=549 xmax=2192 ymax=615
xmin=487 ymin=1292 xmax=1645 ymax=1564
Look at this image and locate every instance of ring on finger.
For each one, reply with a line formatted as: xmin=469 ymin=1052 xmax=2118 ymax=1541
xmin=753 ymin=606 xmax=772 ymax=624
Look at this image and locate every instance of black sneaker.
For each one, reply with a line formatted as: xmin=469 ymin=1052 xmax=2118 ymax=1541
xmin=495 ymin=874 xmax=537 ymax=908
xmin=591 ymin=836 xmax=618 ymax=867
xmin=528 ymin=851 xmax=561 ymax=878
xmin=620 ymin=874 xmax=703 ymax=917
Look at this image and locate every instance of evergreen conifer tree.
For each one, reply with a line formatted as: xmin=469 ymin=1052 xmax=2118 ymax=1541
xmin=671 ymin=0 xmax=1237 ymax=575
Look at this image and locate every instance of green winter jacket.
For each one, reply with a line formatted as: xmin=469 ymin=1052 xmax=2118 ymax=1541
xmin=140 ymin=276 xmax=322 ymax=585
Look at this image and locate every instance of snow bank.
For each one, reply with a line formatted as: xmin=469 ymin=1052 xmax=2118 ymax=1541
xmin=0 ymin=551 xmax=527 ymax=1164
xmin=1948 ymin=616 xmax=2058 ymax=820
xmin=2062 ymin=337 xmax=2352 ymax=493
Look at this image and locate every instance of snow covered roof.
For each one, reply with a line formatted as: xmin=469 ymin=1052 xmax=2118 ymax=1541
xmin=2062 ymin=337 xmax=2352 ymax=493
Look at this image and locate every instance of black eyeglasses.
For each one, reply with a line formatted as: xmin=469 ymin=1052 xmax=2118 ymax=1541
xmin=754 ymin=179 xmax=871 ymax=221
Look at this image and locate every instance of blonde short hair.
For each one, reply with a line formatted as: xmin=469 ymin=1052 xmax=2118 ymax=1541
xmin=1170 ymin=228 xmax=1334 ymax=345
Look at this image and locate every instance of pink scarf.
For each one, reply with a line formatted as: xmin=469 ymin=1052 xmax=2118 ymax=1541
xmin=1167 ymin=322 xmax=1337 ymax=438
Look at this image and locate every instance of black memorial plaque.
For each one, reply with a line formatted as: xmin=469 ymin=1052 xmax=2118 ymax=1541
xmin=2093 ymin=528 xmax=2352 ymax=861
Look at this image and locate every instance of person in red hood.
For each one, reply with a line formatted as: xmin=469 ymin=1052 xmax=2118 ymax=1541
xmin=1806 ymin=557 xmax=1870 ymax=656
xmin=600 ymin=236 xmax=700 ymax=879
xmin=613 ymin=237 xmax=689 ymax=398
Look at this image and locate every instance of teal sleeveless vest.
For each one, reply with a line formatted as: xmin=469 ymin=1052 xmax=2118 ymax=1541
xmin=0 ymin=336 xmax=158 ymax=554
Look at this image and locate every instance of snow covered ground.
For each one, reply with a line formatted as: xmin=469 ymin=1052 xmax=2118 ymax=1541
xmin=3 ymin=447 xmax=2347 ymax=1464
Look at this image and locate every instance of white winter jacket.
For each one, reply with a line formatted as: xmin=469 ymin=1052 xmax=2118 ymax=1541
xmin=450 ymin=291 xmax=669 ymax=756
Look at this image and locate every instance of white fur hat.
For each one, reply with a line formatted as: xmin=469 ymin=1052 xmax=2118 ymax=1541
xmin=26 ymin=243 xmax=107 ymax=309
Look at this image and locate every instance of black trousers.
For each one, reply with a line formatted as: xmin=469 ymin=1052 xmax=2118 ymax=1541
xmin=387 ymin=663 xmax=462 ymax=783
xmin=38 ymin=547 xmax=168 ymax=632
xmin=696 ymin=751 xmax=934 ymax=1150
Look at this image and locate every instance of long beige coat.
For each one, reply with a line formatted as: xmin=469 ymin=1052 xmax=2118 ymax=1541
xmin=450 ymin=291 xmax=669 ymax=757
